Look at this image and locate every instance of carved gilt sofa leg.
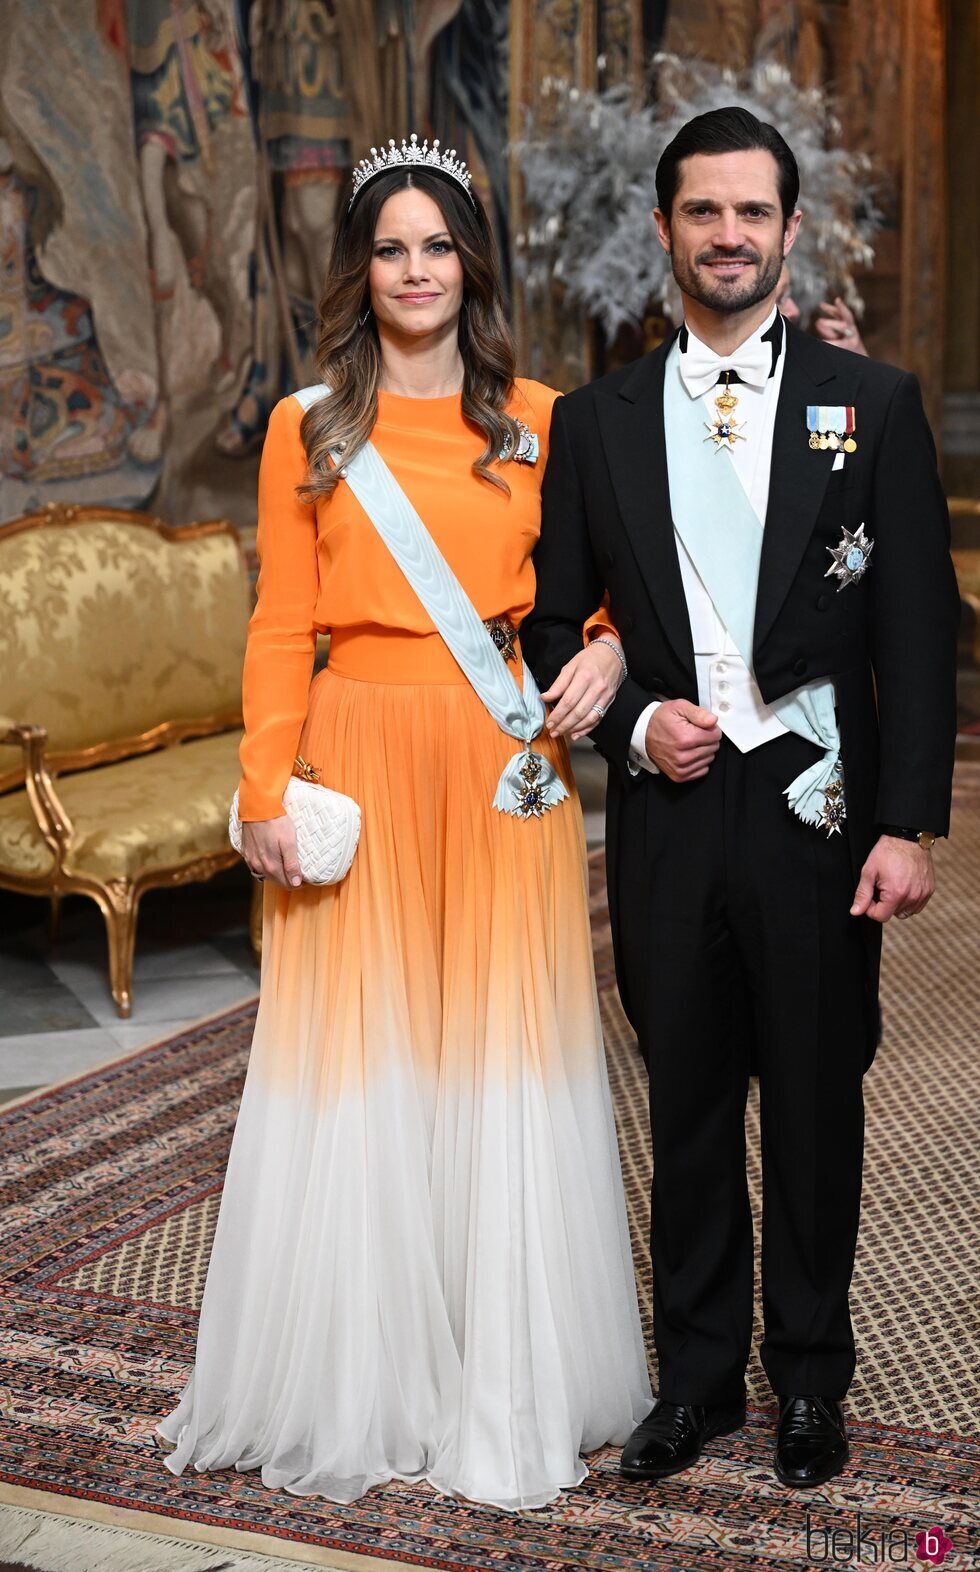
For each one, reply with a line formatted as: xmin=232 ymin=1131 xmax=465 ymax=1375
xmin=102 ymin=877 xmax=140 ymax=1018
xmin=48 ymin=892 xmax=64 ymax=946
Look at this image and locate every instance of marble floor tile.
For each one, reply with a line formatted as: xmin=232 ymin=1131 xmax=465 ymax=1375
xmin=0 ymin=985 xmax=100 ymax=1037
xmin=43 ymin=962 xmax=258 ymax=1029
xmin=126 ymin=941 xmax=248 ymax=983
xmin=103 ymin=1019 xmax=214 ymax=1052
xmin=0 ymin=1028 xmax=121 ymax=1089
xmin=210 ymin=930 xmax=260 ymax=975
xmin=0 ymin=939 xmax=62 ymax=991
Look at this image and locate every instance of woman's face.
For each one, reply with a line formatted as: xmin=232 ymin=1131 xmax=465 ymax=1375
xmin=368 ymin=187 xmax=465 ymax=341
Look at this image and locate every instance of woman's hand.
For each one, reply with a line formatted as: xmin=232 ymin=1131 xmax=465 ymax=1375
xmin=813 ymin=296 xmax=868 ymax=356
xmin=543 ymin=639 xmax=625 ymax=740
xmin=241 ymin=817 xmax=303 ymax=888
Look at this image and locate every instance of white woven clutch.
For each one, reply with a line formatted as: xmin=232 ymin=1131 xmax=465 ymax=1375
xmin=229 ymin=775 xmax=361 ymax=886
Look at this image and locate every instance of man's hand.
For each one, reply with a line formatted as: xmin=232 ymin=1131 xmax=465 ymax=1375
xmin=645 ymin=699 xmax=722 ymax=781
xmin=241 ymin=817 xmax=303 ymax=889
xmin=544 ymin=639 xmax=626 ymax=740
xmin=850 ymin=836 xmax=935 ymax=924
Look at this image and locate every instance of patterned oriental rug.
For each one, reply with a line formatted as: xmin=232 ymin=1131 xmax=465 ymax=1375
xmin=1 ymin=769 xmax=979 ymax=1571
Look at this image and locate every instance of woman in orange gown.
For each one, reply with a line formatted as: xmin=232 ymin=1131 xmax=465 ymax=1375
xmin=157 ymin=143 xmax=651 ymax=1510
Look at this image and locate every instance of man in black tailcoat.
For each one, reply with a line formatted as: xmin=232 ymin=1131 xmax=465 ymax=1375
xmin=520 ymin=107 xmax=958 ymax=1488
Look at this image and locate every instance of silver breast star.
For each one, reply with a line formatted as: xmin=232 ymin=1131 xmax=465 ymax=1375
xmin=825 ymin=523 xmax=875 ymax=591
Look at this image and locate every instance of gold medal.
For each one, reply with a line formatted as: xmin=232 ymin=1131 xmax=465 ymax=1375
xmin=809 ymin=432 xmax=821 ymax=450
xmin=843 ymin=437 xmax=857 ymax=453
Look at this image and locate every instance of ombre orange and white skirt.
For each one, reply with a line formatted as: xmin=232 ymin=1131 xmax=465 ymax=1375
xmin=156 ymin=628 xmax=652 ymax=1511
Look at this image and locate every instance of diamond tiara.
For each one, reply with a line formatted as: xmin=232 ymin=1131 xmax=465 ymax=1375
xmin=348 ymin=133 xmax=476 ymax=211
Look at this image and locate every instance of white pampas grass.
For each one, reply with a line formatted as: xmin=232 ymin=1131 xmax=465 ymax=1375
xmin=513 ymin=55 xmax=881 ymax=341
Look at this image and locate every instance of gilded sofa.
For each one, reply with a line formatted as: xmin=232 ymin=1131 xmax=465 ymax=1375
xmin=0 ymin=504 xmax=254 ymax=1017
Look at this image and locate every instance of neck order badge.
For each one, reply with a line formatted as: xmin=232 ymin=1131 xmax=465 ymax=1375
xmin=704 ymin=373 xmax=746 ymax=451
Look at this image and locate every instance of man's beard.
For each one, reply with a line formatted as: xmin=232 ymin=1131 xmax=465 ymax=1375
xmin=670 ymin=245 xmax=783 ymax=315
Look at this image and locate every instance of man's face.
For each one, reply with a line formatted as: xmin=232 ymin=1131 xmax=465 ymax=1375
xmin=654 ymin=149 xmax=801 ymax=316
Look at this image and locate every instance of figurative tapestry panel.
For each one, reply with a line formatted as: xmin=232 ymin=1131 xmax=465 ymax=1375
xmin=0 ymin=0 xmax=947 ymax=526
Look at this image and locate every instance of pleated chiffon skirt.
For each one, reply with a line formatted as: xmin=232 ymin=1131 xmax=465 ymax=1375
xmin=157 ymin=629 xmax=652 ymax=1511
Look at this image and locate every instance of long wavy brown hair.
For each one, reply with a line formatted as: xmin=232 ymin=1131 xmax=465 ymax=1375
xmin=297 ymin=168 xmax=520 ymax=502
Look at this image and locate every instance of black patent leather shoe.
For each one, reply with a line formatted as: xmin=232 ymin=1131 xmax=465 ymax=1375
xmin=620 ymin=1397 xmax=747 ymax=1480
xmin=773 ymin=1394 xmax=849 ymax=1487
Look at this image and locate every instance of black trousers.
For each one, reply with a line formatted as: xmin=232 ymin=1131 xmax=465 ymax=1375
xmin=608 ymin=730 xmax=867 ymax=1404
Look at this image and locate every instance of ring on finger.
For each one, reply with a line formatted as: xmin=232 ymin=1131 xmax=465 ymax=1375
xmin=592 ymin=703 xmax=606 ymax=718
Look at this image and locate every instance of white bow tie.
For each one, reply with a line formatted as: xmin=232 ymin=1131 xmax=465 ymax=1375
xmin=678 ymin=329 xmax=776 ymax=399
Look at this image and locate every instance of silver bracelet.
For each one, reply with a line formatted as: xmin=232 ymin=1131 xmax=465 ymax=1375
xmin=591 ymin=635 xmax=628 ymax=681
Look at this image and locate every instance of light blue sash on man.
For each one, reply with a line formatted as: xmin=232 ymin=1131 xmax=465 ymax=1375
xmin=662 ymin=359 xmax=841 ymax=827
xmin=292 ymin=385 xmax=568 ymax=819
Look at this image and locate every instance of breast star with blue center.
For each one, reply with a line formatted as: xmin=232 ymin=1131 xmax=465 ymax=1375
xmin=825 ymin=522 xmax=874 ymax=591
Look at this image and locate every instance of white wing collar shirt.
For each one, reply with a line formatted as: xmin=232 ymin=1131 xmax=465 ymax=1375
xmin=629 ymin=305 xmax=791 ymax=774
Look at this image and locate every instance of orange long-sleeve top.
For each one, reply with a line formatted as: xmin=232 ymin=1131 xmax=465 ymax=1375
xmin=239 ymin=376 xmax=604 ymax=822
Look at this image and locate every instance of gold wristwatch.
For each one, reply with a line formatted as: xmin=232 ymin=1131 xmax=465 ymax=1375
xmin=879 ymin=825 xmax=937 ymax=851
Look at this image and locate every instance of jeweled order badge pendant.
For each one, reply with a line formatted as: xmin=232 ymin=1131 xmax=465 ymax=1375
xmin=819 ymin=764 xmax=847 ymax=838
xmin=516 ymin=749 xmax=549 ymax=818
xmin=704 ymin=374 xmax=746 ymax=452
xmin=826 ymin=522 xmax=875 ymax=591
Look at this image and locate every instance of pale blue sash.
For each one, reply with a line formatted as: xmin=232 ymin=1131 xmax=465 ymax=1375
xmin=292 ymin=386 xmax=568 ymax=819
xmin=662 ymin=361 xmax=841 ymax=826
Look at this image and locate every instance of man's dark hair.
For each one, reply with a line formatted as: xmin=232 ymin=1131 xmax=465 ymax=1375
xmin=655 ymin=106 xmax=800 ymax=223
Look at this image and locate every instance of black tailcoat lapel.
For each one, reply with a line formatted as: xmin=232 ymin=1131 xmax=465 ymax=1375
xmin=595 ymin=330 xmax=696 ymax=681
xmin=754 ymin=325 xmax=860 ymax=649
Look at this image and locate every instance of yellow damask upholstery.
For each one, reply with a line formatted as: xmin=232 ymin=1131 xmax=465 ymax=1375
xmin=0 ymin=783 xmax=57 ymax=879
xmin=0 ymin=507 xmax=254 ymax=1017
xmin=0 ymin=515 xmax=247 ymax=788
xmin=0 ymin=732 xmax=244 ymax=883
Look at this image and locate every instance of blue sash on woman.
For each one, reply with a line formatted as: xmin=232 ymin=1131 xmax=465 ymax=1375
xmin=293 ymin=386 xmax=568 ymax=820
